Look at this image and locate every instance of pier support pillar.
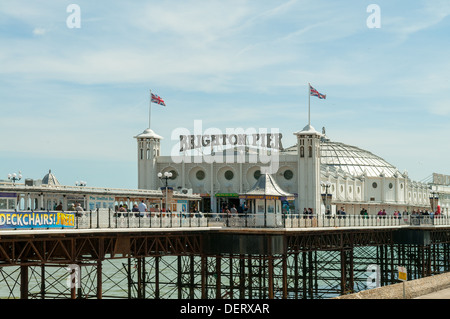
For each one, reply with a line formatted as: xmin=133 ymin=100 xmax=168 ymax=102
xmin=268 ymin=255 xmax=274 ymax=299
xmin=20 ymin=265 xmax=28 ymax=299
xmin=340 ymin=248 xmax=354 ymax=295
xmin=97 ymin=260 xmax=102 ymax=299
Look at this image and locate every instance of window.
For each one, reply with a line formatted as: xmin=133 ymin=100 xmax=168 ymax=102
xmin=372 ymin=182 xmax=378 ymax=189
xmin=169 ymin=170 xmax=178 ymax=180
xmin=254 ymin=170 xmax=261 ymax=180
xmin=389 ymin=183 xmax=393 ymax=189
xmin=225 ymin=170 xmax=234 ymax=180
xmin=283 ymin=170 xmax=293 ymax=180
xmin=196 ymin=170 xmax=205 ymax=180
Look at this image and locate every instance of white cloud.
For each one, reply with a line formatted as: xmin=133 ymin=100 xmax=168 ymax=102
xmin=32 ymin=27 xmax=46 ymax=35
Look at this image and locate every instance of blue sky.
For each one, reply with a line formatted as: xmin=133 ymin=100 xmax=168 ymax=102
xmin=1 ymin=1 xmax=449 ymax=189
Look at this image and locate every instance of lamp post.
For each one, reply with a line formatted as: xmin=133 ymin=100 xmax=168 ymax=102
xmin=428 ymin=185 xmax=437 ymax=213
xmin=8 ymin=171 xmax=22 ymax=185
xmin=429 ymin=189 xmax=438 ymax=212
xmin=321 ymin=181 xmax=331 ymax=215
xmin=158 ymin=171 xmax=173 ymax=221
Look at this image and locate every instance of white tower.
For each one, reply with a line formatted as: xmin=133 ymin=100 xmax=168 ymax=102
xmin=294 ymin=124 xmax=322 ymax=214
xmin=134 ymin=128 xmax=163 ymax=189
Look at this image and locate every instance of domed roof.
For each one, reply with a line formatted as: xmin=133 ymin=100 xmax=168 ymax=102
xmin=319 ymin=139 xmax=399 ymax=178
xmin=134 ymin=128 xmax=163 ymax=140
xmin=282 ymin=129 xmax=400 ymax=178
xmin=42 ymin=169 xmax=60 ymax=186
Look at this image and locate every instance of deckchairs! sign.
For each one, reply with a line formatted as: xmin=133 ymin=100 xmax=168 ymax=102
xmin=0 ymin=211 xmax=75 ymax=229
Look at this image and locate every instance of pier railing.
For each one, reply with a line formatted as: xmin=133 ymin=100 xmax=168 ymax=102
xmin=75 ymin=208 xmax=208 ymax=229
xmin=206 ymin=213 xmax=450 ymax=228
xmin=1 ymin=209 xmax=449 ymax=230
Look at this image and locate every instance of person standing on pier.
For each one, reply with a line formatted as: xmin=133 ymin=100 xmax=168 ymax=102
xmin=138 ymin=200 xmax=147 ymax=217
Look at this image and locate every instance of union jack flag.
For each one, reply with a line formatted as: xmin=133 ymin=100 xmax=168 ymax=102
xmin=309 ymin=84 xmax=326 ymax=99
xmin=151 ymin=93 xmax=166 ymax=106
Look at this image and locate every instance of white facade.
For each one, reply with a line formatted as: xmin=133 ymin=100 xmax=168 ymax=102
xmin=135 ymin=124 xmax=432 ymax=215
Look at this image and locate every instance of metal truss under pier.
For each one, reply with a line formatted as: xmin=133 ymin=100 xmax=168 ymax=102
xmin=0 ymin=227 xmax=450 ymax=299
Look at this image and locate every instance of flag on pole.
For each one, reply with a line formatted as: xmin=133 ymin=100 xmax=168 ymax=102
xmin=151 ymin=93 xmax=166 ymax=106
xmin=309 ymin=84 xmax=326 ymax=99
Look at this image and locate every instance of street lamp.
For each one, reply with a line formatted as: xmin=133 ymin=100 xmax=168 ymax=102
xmin=158 ymin=171 xmax=173 ymax=213
xmin=429 ymin=187 xmax=438 ymax=212
xmin=75 ymin=181 xmax=87 ymax=186
xmin=321 ymin=181 xmax=332 ymax=214
xmin=8 ymin=171 xmax=22 ymax=185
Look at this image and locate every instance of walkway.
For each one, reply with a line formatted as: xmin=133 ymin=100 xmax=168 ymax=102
xmin=415 ymin=287 xmax=450 ymax=299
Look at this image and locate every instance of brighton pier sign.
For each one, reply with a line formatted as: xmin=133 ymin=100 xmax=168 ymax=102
xmin=175 ymin=120 xmax=283 ymax=152
xmin=179 ymin=133 xmax=283 ymax=152
xmin=171 ymin=120 xmax=283 ymax=173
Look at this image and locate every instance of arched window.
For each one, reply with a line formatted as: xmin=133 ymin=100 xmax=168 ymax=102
xmin=308 ymin=146 xmax=312 ymax=157
xmin=300 ymin=146 xmax=304 ymax=158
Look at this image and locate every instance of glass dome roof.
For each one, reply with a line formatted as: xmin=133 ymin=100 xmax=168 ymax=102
xmin=319 ymin=139 xmax=399 ymax=177
xmin=282 ymin=135 xmax=400 ymax=178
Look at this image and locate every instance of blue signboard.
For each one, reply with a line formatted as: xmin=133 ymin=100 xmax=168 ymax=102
xmin=0 ymin=211 xmax=75 ymax=229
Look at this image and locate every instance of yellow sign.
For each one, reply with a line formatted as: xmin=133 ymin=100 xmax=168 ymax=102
xmin=398 ymin=266 xmax=407 ymax=281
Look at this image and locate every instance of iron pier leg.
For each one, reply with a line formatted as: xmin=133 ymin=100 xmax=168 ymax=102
xmin=189 ymin=255 xmax=194 ymax=299
xmin=40 ymin=265 xmax=45 ymax=299
xmin=247 ymin=257 xmax=252 ymax=299
xmin=20 ymin=265 xmax=28 ymax=300
xmin=155 ymin=256 xmax=160 ymax=299
xmin=201 ymin=255 xmax=207 ymax=299
xmin=216 ymin=256 xmax=222 ymax=299
xmin=294 ymin=252 xmax=299 ymax=299
xmin=177 ymin=256 xmax=182 ymax=299
xmin=137 ymin=257 xmax=142 ymax=299
xmin=97 ymin=260 xmax=102 ymax=299
xmin=239 ymin=255 xmax=245 ymax=299
xmin=127 ymin=258 xmax=132 ymax=299
xmin=70 ymin=266 xmax=77 ymax=299
xmin=268 ymin=255 xmax=274 ymax=299
xmin=282 ymin=254 xmax=287 ymax=299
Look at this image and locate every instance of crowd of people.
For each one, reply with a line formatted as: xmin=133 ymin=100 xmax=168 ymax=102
xmin=113 ymin=200 xmax=203 ymax=218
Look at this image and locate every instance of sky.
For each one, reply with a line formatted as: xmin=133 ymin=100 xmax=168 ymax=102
xmin=1 ymin=1 xmax=450 ymax=190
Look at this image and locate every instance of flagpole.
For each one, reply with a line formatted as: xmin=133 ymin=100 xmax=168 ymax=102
xmin=149 ymin=89 xmax=152 ymax=129
xmin=308 ymin=83 xmax=311 ymax=127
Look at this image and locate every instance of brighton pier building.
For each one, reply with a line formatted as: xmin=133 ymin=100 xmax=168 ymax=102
xmin=135 ymin=123 xmax=438 ymax=216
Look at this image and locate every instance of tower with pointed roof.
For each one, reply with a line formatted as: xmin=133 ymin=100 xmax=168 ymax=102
xmin=42 ymin=169 xmax=60 ymax=186
xmin=134 ymin=128 xmax=163 ymax=189
xmin=294 ymin=124 xmax=322 ymax=214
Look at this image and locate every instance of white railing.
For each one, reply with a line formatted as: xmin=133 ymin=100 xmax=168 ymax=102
xmin=1 ymin=209 xmax=449 ymax=230
xmin=204 ymin=213 xmax=450 ymax=229
xmin=75 ymin=211 xmax=450 ymax=229
xmin=75 ymin=208 xmax=208 ymax=229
